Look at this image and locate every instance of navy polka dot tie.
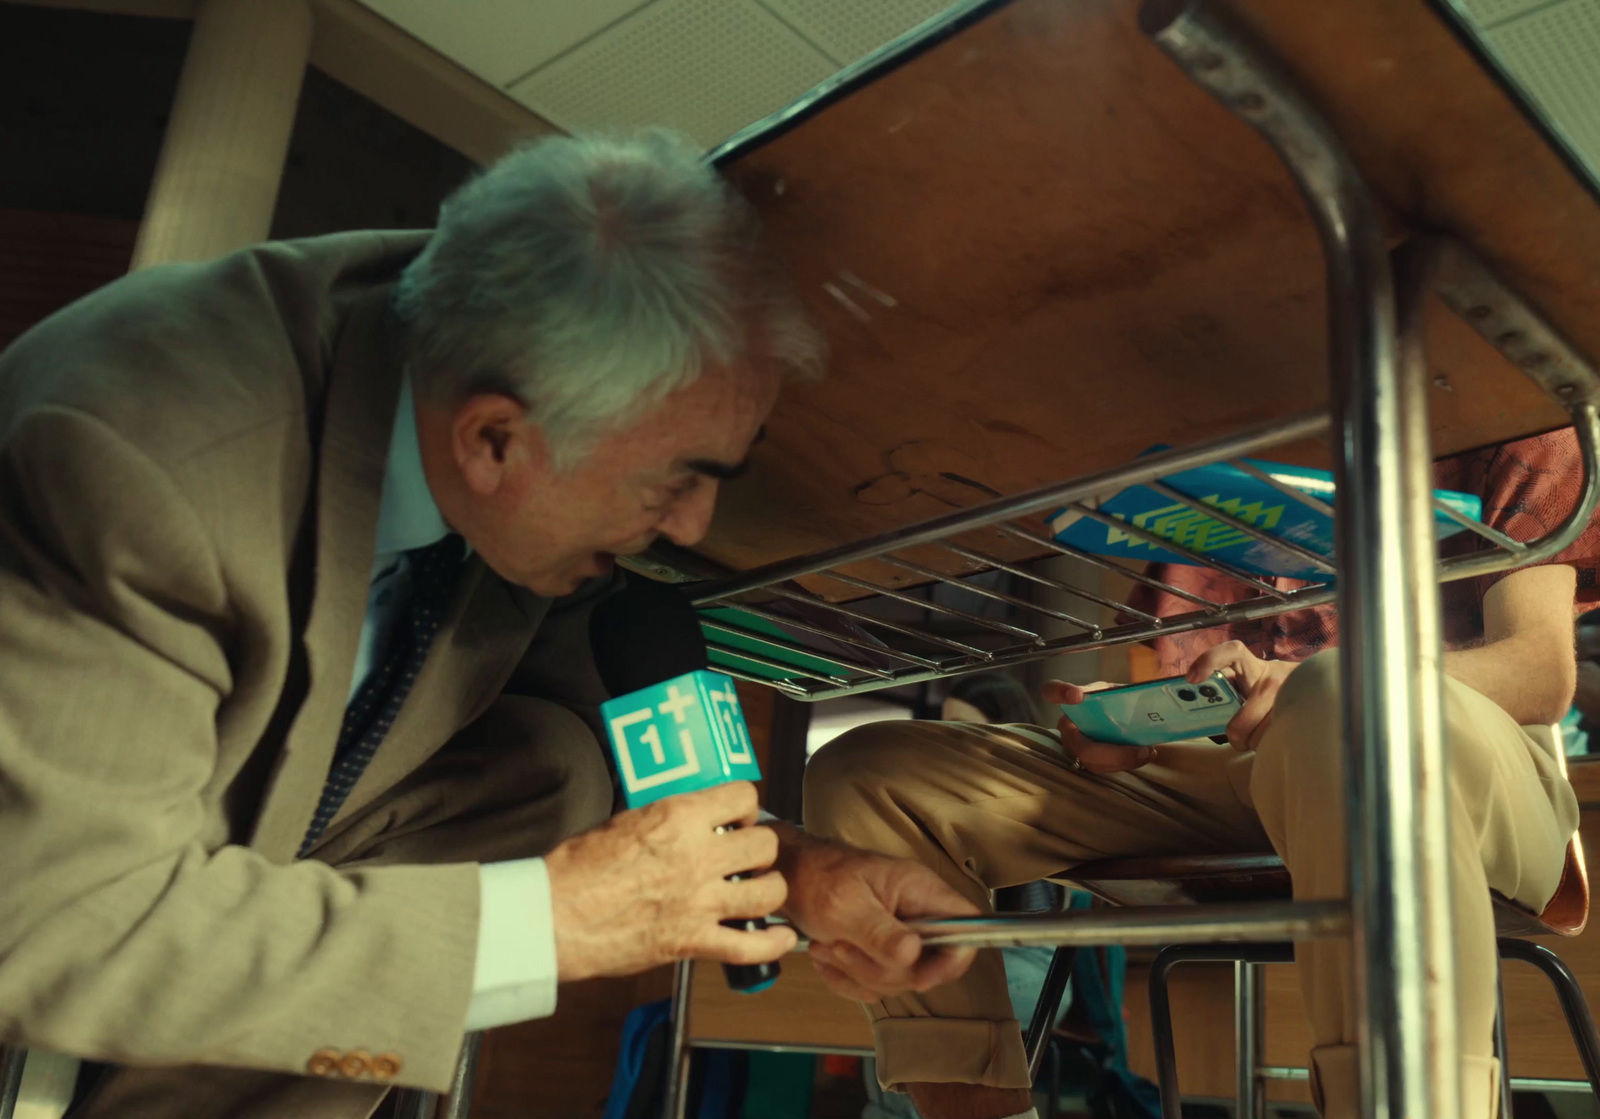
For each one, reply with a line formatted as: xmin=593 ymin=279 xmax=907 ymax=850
xmin=299 ymin=533 xmax=466 ymax=857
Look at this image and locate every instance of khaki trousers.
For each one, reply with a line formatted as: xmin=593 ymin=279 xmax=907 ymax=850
xmin=803 ymin=651 xmax=1578 ymax=1119
xmin=72 ymin=697 xmax=615 ymax=1119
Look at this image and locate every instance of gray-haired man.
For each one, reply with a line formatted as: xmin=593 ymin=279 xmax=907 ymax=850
xmin=0 ymin=132 xmax=975 ymax=1119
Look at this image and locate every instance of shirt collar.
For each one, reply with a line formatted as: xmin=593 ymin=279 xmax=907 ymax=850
xmin=374 ymin=373 xmax=452 ymax=557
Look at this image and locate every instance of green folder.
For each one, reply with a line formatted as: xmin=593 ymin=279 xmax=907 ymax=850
xmin=699 ymin=607 xmax=852 ymax=683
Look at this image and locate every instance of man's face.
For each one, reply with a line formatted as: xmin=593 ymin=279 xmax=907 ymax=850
xmin=419 ymin=364 xmax=780 ymax=597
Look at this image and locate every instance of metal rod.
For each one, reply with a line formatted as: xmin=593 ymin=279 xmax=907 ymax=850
xmin=766 ymin=586 xmax=994 ymax=659
xmin=701 ymin=618 xmax=897 ymax=680
xmin=439 ymin=1033 xmax=482 ymax=1119
xmin=1025 ymin=947 xmax=1075 ymax=1080
xmin=1430 ymin=496 xmax=1529 ymax=555
xmin=1235 ymin=961 xmax=1261 ymax=1119
xmin=1140 ymin=478 xmax=1337 ymax=574
xmin=664 ymin=960 xmax=694 ymax=1119
xmin=714 ymin=663 xmax=813 ymax=698
xmin=1498 ymin=938 xmax=1600 ymax=1096
xmin=879 ymin=555 xmax=1101 ymax=632
xmin=702 ymin=633 xmax=855 ymax=686
xmin=686 ymin=1040 xmax=876 ymax=1057
xmin=1494 ymin=961 xmax=1513 ymax=1119
xmin=0 ymin=1049 xmax=24 ymax=1119
xmin=1228 ymin=458 xmax=1336 ymax=518
xmin=939 ymin=541 xmax=1162 ymax=622
xmin=1260 ymin=1067 xmax=1600 ymax=1095
xmin=812 ymin=571 xmax=1047 ymax=643
xmin=1441 ymin=402 xmax=1600 ymax=584
xmin=1141 ymin=5 xmax=1458 ymax=1117
xmin=911 ymin=900 xmax=1349 ymax=948
xmin=692 ymin=412 xmax=1329 ymax=604
xmin=995 ymin=523 xmax=1228 ymax=610
xmin=1063 ymin=502 xmax=1293 ymax=599
xmin=714 ymin=602 xmax=941 ymax=669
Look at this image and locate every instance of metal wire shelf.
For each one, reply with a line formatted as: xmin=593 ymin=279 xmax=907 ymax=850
xmin=687 ymin=238 xmax=1600 ymax=703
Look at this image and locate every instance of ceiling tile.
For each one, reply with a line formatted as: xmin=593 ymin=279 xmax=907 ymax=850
xmin=1484 ymin=0 xmax=1600 ymax=183
xmin=756 ymin=0 xmax=959 ymax=65
xmin=507 ymin=0 xmax=835 ymax=149
xmin=358 ymin=0 xmax=649 ymax=87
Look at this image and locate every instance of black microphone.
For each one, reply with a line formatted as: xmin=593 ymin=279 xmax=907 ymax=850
xmin=590 ymin=578 xmax=782 ymax=994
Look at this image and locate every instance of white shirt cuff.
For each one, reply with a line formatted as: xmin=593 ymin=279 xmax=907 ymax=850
xmin=464 ymin=858 xmax=559 ymax=1030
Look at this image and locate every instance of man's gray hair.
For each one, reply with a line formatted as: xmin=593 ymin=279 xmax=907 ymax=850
xmin=393 ymin=130 xmax=823 ymax=465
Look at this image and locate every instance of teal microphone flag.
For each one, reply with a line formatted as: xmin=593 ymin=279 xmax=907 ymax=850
xmin=602 ymin=669 xmax=762 ymax=809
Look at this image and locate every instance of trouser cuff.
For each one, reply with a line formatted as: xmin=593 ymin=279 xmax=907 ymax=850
xmin=872 ymin=1017 xmax=1031 ymax=1092
xmin=1310 ymin=1045 xmax=1502 ymax=1119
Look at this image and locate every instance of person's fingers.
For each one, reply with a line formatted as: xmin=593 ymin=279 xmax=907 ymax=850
xmin=713 ymin=824 xmax=779 ymax=877
xmin=1186 ymin=640 xmax=1249 ymax=684
xmin=886 ymin=868 xmax=984 ymax=922
xmin=810 ymin=953 xmax=881 ymax=1002
xmin=1244 ymin=710 xmax=1276 ymax=753
xmin=822 ymin=941 xmax=919 ymax=995
xmin=697 ymin=921 xmax=797 ymax=965
xmin=1041 ymin=680 xmax=1113 ymax=706
xmin=720 ymin=870 xmax=789 ymax=917
xmin=841 ymin=899 xmax=923 ymax=971
xmin=1072 ymin=741 xmax=1157 ymax=773
xmin=1225 ymin=676 xmax=1284 ymax=751
xmin=908 ymin=945 xmax=978 ymax=991
xmin=672 ymin=780 xmax=762 ymax=830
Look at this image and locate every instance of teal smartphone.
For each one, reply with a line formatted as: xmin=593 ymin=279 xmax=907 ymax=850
xmin=1060 ymin=673 xmax=1242 ymax=746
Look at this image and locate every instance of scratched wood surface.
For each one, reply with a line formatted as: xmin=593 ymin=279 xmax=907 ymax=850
xmin=702 ymin=0 xmax=1600 ymax=587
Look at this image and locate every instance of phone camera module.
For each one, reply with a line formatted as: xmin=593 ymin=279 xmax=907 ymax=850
xmin=1176 ymin=688 xmax=1197 ymax=702
xmin=1199 ymin=684 xmax=1220 ymax=701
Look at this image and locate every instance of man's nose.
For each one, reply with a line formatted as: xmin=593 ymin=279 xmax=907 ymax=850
xmin=658 ymin=481 xmax=718 ymax=547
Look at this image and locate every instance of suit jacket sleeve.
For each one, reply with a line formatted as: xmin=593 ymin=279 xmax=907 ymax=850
xmin=0 ymin=407 xmax=479 ymax=1091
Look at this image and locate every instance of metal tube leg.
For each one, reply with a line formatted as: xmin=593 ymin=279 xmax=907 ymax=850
xmin=0 ymin=1048 xmax=26 ymax=1119
xmin=1235 ymin=961 xmax=1261 ymax=1119
xmin=1493 ymin=963 xmax=1513 ymax=1119
xmin=1026 ymin=947 xmax=1074 ymax=1081
xmin=1499 ymin=938 xmax=1600 ymax=1099
xmin=663 ymin=960 xmax=694 ymax=1119
xmin=1141 ymin=5 xmax=1459 ymax=1116
xmin=391 ymin=1033 xmax=483 ymax=1119
xmin=1148 ymin=947 xmax=1185 ymax=1119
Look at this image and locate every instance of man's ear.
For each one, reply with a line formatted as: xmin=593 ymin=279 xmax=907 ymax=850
xmin=451 ymin=392 xmax=550 ymax=497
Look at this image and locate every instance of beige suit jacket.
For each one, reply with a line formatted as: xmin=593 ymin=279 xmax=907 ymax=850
xmin=0 ymin=231 xmax=610 ymax=1094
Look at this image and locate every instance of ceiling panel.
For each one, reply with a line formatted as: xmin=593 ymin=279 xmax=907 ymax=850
xmin=757 ymin=0 xmax=959 ymax=65
xmin=1483 ymin=0 xmax=1600 ymax=183
xmin=507 ymin=0 xmax=835 ymax=148
xmin=359 ymin=0 xmax=649 ymax=87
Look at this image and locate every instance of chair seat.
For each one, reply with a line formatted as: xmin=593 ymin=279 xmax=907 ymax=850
xmin=1065 ymin=840 xmax=1588 ymax=939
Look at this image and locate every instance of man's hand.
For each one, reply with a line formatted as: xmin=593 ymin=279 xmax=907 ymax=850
xmin=773 ymin=825 xmax=981 ymax=1002
xmin=1044 ymin=680 xmax=1157 ymax=773
xmin=545 ymin=782 xmax=797 ymax=982
xmin=1186 ymin=640 xmax=1298 ymax=752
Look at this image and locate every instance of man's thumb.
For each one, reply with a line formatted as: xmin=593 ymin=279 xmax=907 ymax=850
xmin=861 ymin=913 xmax=921 ymax=967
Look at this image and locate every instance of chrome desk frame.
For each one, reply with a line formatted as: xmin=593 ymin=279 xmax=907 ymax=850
xmin=664 ymin=2 xmax=1600 ymax=1118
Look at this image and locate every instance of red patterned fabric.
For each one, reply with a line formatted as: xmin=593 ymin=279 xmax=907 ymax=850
xmin=1125 ymin=429 xmax=1600 ymax=677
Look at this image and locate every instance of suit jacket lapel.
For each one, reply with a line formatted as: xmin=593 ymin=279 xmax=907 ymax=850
xmin=328 ymin=561 xmax=551 ymax=828
xmin=249 ymin=289 xmax=399 ymax=862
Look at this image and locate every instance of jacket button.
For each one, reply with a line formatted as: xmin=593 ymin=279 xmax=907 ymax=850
xmin=339 ymin=1050 xmax=372 ymax=1079
xmin=370 ymin=1053 xmax=403 ymax=1081
xmin=307 ymin=1049 xmax=340 ymax=1077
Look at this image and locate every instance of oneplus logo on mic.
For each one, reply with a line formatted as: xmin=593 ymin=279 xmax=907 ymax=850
xmin=602 ymin=670 xmax=763 ymax=808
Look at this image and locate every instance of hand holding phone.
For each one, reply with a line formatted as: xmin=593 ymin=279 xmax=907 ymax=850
xmin=1058 ymin=673 xmax=1243 ymax=747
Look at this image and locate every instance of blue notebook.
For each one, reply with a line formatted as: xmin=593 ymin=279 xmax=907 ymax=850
xmin=1048 ymin=455 xmax=1483 ymax=582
